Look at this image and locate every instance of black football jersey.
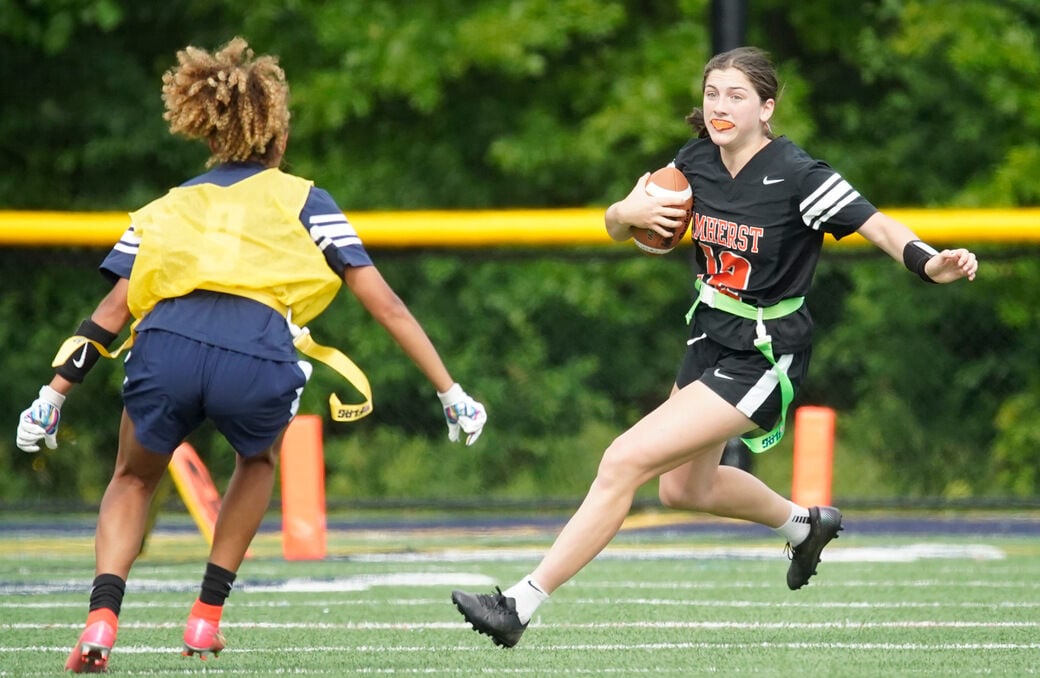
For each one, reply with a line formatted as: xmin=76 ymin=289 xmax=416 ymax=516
xmin=672 ymin=136 xmax=877 ymax=352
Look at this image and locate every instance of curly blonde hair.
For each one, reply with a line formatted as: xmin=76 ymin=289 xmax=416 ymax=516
xmin=161 ymin=37 xmax=290 ymax=167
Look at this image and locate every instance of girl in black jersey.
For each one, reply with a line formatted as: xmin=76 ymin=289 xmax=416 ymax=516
xmin=452 ymin=46 xmax=977 ymax=649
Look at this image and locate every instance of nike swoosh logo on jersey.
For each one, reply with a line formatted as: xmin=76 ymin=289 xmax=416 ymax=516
xmin=762 ymin=176 xmax=784 ymax=185
xmin=713 ymin=368 xmax=734 ymax=380
xmin=72 ymin=344 xmax=89 ymax=369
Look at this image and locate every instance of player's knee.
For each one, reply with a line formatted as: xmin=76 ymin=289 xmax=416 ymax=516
xmin=595 ymin=439 xmax=649 ymax=490
xmin=658 ymin=477 xmax=696 ymax=510
xmin=658 ymin=479 xmax=683 ymax=509
xmin=111 ymin=464 xmax=166 ymax=495
xmin=658 ymin=472 xmax=713 ymax=511
xmin=243 ymin=446 xmax=279 ymax=467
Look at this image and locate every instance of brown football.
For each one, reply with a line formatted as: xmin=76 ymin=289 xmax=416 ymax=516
xmin=633 ymin=166 xmax=693 ymax=255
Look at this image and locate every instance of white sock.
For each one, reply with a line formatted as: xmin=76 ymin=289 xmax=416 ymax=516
xmin=503 ymin=575 xmax=549 ymax=625
xmin=773 ymin=503 xmax=812 ymax=546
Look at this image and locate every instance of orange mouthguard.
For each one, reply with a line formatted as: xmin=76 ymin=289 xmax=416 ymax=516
xmin=710 ymin=119 xmax=735 ymax=131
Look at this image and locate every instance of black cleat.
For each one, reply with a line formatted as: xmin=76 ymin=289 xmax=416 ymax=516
xmin=786 ymin=506 xmax=843 ymax=590
xmin=451 ymin=587 xmax=528 ymax=648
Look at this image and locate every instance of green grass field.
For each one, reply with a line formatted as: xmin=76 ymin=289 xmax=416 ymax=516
xmin=2 ymin=511 xmax=1039 ymax=676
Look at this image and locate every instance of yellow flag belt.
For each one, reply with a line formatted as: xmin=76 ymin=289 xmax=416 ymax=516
xmin=52 ymin=328 xmax=372 ymax=423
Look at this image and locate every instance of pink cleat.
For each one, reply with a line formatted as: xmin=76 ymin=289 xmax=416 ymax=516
xmin=182 ymin=615 xmax=226 ymax=660
xmin=65 ymin=620 xmax=116 ymax=673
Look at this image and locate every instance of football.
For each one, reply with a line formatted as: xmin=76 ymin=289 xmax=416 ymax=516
xmin=632 ymin=166 xmax=693 ymax=255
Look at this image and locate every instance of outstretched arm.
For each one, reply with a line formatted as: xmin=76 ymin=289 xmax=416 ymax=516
xmin=47 ymin=277 xmax=133 ymax=396
xmin=857 ymin=212 xmax=978 ymax=283
xmin=16 ymin=278 xmax=131 ymax=452
xmin=343 ymin=265 xmax=486 ymax=445
xmin=344 ymin=265 xmax=454 ymax=391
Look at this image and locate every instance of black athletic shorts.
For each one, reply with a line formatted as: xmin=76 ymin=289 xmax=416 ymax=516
xmin=675 ymin=330 xmax=812 ymax=431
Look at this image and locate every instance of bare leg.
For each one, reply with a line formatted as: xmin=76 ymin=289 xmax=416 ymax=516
xmin=659 ymin=461 xmax=792 ymax=527
xmin=652 ymin=380 xmax=791 ymax=527
xmin=530 ymin=382 xmax=755 ymax=594
xmin=207 ymin=431 xmax=285 ymax=573
xmin=94 ymin=410 xmax=173 ymax=579
xmin=180 ymin=433 xmax=285 ymax=659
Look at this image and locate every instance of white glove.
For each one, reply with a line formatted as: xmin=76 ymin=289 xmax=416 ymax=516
xmin=437 ymin=383 xmax=487 ymax=446
xmin=17 ymin=385 xmax=66 ymax=452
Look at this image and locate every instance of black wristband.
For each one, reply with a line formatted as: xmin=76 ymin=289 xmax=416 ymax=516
xmin=54 ymin=318 xmax=119 ymax=383
xmin=902 ymin=240 xmax=939 ymax=283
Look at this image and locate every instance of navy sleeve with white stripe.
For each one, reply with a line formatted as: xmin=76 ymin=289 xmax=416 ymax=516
xmin=300 ymin=186 xmax=373 ymax=275
xmin=99 ymin=224 xmax=138 ymax=283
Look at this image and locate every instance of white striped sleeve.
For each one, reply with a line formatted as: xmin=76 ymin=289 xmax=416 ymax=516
xmin=307 ymin=212 xmax=363 ymax=251
xmin=112 ymin=224 xmax=141 ymax=255
xmin=799 ymin=173 xmax=862 ymax=231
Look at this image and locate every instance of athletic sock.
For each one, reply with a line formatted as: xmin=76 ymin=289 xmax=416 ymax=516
xmin=503 ymin=575 xmax=549 ymax=625
xmin=87 ymin=573 xmax=126 ymax=625
xmin=198 ymin=562 xmax=236 ymax=606
xmin=193 ymin=562 xmax=236 ymax=622
xmin=773 ymin=503 xmax=812 ymax=546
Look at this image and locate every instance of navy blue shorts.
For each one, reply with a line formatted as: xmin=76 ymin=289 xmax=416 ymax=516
xmin=122 ymin=330 xmax=309 ymax=456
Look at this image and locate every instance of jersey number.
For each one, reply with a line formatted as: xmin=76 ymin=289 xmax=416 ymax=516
xmin=698 ymin=244 xmax=751 ymax=296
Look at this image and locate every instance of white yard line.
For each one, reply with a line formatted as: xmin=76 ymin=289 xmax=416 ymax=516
xmin=4 ymin=638 xmax=1040 ymax=654
xmin=6 ymin=597 xmax=1040 ymax=609
xmin=5 ymin=619 xmax=1040 ymax=632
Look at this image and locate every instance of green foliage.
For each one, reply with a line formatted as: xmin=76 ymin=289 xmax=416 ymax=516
xmin=0 ymin=2 xmax=235 ymax=209
xmin=2 ymin=247 xmax=1039 ymax=504
xmin=0 ymin=249 xmax=122 ymax=502
xmin=4 ymin=1 xmax=1038 ymax=209
xmin=263 ymin=0 xmax=707 ymax=209
xmin=806 ymin=249 xmax=1036 ymax=498
xmin=298 ymin=250 xmax=690 ymax=500
xmin=3 ymin=1 xmax=1040 ymax=503
xmin=755 ymin=0 xmax=1040 ymax=207
xmin=989 ymin=256 xmax=1040 ymax=495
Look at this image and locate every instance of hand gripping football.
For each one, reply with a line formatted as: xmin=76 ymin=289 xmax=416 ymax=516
xmin=633 ymin=167 xmax=693 ymax=255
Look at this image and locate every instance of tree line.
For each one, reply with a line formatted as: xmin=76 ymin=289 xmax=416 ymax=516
xmin=2 ymin=0 xmax=1038 ymax=505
